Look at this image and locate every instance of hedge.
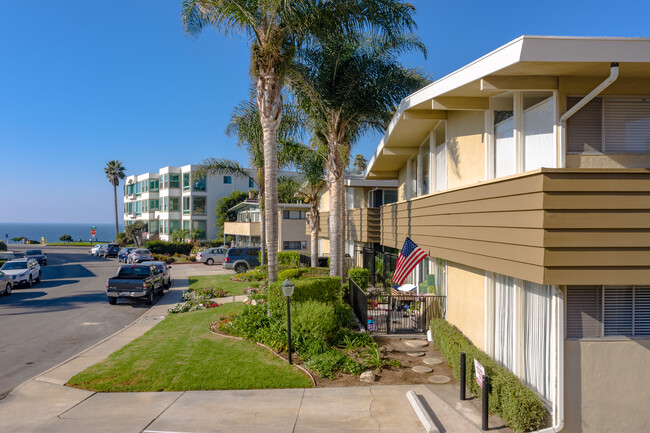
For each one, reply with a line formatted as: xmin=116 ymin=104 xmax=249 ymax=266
xmin=261 ymin=251 xmax=301 ymax=268
xmin=145 ymin=241 xmax=193 ymax=256
xmin=430 ymin=319 xmax=547 ymax=432
xmin=268 ymin=276 xmax=342 ymax=317
xmin=278 ymin=268 xmax=308 ymax=281
xmin=348 ymin=267 xmax=369 ymax=290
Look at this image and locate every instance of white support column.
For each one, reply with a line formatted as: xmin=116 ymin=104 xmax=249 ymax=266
xmin=406 ymin=158 xmax=412 ymax=200
xmin=484 ymin=104 xmax=495 ymax=180
xmin=416 ymin=153 xmax=423 ymax=197
xmin=514 ymin=91 xmax=524 ymax=173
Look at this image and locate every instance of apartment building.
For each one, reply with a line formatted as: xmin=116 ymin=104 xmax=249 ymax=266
xmin=331 ymin=36 xmax=650 ymax=433
xmin=123 ymin=165 xmax=255 ymax=241
xmin=225 ymin=199 xmax=311 ymax=251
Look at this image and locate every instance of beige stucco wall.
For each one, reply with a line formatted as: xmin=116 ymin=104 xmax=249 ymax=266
xmin=223 ymin=221 xmax=260 ymax=237
xmin=398 ymin=166 xmax=407 ymax=201
xmin=280 ymin=218 xmax=311 ymax=250
xmin=564 ymin=338 xmax=650 ymax=433
xmin=319 ymin=237 xmax=330 ymax=256
xmin=567 ymin=154 xmax=650 ymax=169
xmin=445 ymin=262 xmax=486 ymax=350
xmin=319 ymin=188 xmax=330 ymax=212
xmin=446 ymin=111 xmax=485 ymax=189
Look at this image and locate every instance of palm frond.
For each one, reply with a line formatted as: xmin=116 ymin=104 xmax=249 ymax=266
xmin=195 ymin=158 xmax=251 ymax=180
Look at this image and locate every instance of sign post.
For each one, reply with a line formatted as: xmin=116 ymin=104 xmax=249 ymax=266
xmin=90 ymin=226 xmax=97 ymax=245
xmin=475 ymin=359 xmax=489 ymax=431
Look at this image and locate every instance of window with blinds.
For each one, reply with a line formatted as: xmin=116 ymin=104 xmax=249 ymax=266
xmin=567 ymin=96 xmax=650 ymax=154
xmin=566 ymin=285 xmax=650 ymax=338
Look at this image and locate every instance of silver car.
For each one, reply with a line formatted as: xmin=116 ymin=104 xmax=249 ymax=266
xmin=0 ymin=258 xmax=41 ymax=287
xmin=196 ymin=247 xmax=227 ymax=265
xmin=127 ymin=249 xmax=154 ymax=263
xmin=0 ymin=271 xmax=12 ymax=295
xmin=141 ymin=261 xmax=172 ymax=288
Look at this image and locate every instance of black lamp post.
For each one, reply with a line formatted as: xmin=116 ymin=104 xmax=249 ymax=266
xmin=281 ymin=278 xmax=295 ymax=364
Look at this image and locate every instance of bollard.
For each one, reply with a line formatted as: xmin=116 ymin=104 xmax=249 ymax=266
xmin=482 ymin=374 xmax=489 ymax=431
xmin=460 ymin=352 xmax=466 ymax=401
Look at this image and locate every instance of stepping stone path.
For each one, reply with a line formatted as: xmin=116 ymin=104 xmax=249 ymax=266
xmin=412 ymin=365 xmax=433 ymax=373
xmin=404 ymin=340 xmax=428 ymax=349
xmin=423 ymin=357 xmax=443 ymax=366
xmin=429 ymin=375 xmax=451 ymax=384
xmin=407 ymin=352 xmax=425 ymax=357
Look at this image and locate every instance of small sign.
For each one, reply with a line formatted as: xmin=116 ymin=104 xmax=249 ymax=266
xmin=474 ymin=359 xmax=485 ymax=387
xmin=91 ymin=229 xmax=96 ymax=236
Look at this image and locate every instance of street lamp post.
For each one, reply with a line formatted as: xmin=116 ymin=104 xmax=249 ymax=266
xmin=281 ymin=278 xmax=295 ymax=364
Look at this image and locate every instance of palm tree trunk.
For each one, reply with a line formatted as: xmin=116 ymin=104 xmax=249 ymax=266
xmin=260 ymin=202 xmax=266 ymax=266
xmin=257 ymin=71 xmax=282 ymax=283
xmin=113 ymin=184 xmax=119 ymax=241
xmin=339 ymin=174 xmax=346 ymax=281
xmin=310 ymin=202 xmax=319 ymax=268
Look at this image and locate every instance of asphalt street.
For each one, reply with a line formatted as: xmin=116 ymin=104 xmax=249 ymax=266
xmin=0 ymin=245 xmax=158 ymax=397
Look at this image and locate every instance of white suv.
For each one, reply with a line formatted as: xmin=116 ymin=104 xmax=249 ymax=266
xmin=0 ymin=258 xmax=41 ymax=287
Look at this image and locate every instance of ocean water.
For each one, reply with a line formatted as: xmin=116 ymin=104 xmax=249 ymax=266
xmin=0 ymin=222 xmax=124 ymax=244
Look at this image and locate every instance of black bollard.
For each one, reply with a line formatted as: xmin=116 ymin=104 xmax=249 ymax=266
xmin=460 ymin=352 xmax=466 ymax=400
xmin=482 ymin=374 xmax=489 ymax=431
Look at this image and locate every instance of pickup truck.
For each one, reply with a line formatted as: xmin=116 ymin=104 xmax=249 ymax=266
xmin=106 ymin=264 xmax=164 ymax=305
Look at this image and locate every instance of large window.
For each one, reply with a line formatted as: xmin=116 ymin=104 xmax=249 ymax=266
xmin=161 ymin=174 xmax=169 ymax=189
xmin=183 ymin=197 xmax=190 ymax=215
xmin=223 ymin=175 xmax=232 ymax=184
xmin=150 ymin=199 xmax=159 ymax=211
xmin=192 ymin=220 xmax=207 ymax=239
xmin=150 ymin=179 xmax=159 ymax=192
xmin=566 ymin=285 xmax=650 ymax=338
xmin=283 ymin=210 xmax=306 ymax=219
xmin=192 ymin=175 xmax=206 ymax=191
xmin=193 ymin=196 xmax=206 ymax=216
xmin=249 ymin=177 xmax=255 ymax=188
xmin=283 ymin=241 xmax=307 ymax=250
xmin=169 ymin=220 xmax=181 ymax=234
xmin=170 ymin=174 xmax=180 ymax=189
xmin=169 ymin=197 xmax=180 ymax=212
xmin=183 ymin=173 xmax=191 ymax=191
xmin=149 ymin=220 xmax=159 ymax=234
xmin=568 ymin=96 xmax=650 ymax=154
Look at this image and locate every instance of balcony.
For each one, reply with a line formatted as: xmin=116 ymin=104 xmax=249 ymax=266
xmin=381 ymin=168 xmax=650 ymax=286
xmin=309 ymin=208 xmax=381 ymax=244
xmin=224 ymin=221 xmax=261 ymax=237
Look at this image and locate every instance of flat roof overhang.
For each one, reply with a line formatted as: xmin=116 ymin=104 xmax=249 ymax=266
xmin=366 ymin=35 xmax=650 ymax=178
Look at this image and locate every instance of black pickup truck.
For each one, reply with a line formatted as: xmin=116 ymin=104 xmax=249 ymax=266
xmin=106 ymin=264 xmax=164 ymax=305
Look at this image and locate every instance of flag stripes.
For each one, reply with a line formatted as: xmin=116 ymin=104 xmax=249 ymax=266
xmin=393 ymin=237 xmax=428 ymax=285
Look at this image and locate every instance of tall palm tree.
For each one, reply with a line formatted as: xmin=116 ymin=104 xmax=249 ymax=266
xmin=353 ymin=153 xmax=367 ymax=174
xmin=289 ymin=32 xmax=428 ymax=277
xmin=181 ymin=0 xmax=419 ymax=282
xmin=104 ymin=160 xmax=126 ymax=241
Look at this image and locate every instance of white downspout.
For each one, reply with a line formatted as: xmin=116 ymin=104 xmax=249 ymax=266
xmin=559 ymin=62 xmax=619 ymax=167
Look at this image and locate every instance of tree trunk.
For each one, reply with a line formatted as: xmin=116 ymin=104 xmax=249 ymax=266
xmin=260 ymin=201 xmax=266 ymax=266
xmin=327 ymin=138 xmax=345 ymax=277
xmin=309 ymin=201 xmax=319 ymax=268
xmin=113 ymin=184 xmax=119 ymax=241
xmin=256 ymin=70 xmax=282 ymax=283
xmin=338 ymin=174 xmax=346 ymax=281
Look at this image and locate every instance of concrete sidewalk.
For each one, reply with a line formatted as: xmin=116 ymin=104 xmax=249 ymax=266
xmin=0 ymin=264 xmax=507 ymax=433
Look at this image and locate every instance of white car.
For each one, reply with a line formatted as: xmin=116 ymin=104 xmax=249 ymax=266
xmin=0 ymin=259 xmax=41 ymax=287
xmin=196 ymin=247 xmax=227 ymax=265
xmin=90 ymin=244 xmax=103 ymax=255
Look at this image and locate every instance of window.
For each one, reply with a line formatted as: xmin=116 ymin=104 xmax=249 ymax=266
xmin=420 ymin=142 xmax=430 ymax=195
xmin=568 ymin=96 xmax=650 ymax=154
xmin=283 ymin=241 xmax=307 ymax=250
xmin=150 ymin=199 xmax=159 ymax=211
xmin=567 ymin=285 xmax=650 ymax=338
xmin=183 ymin=197 xmax=190 ymax=215
xmin=135 ymin=201 xmax=141 ymax=216
xmin=170 ymin=174 xmax=180 ymax=188
xmin=150 ymin=179 xmax=159 ymax=192
xmin=249 ymin=177 xmax=255 ymax=188
xmin=192 ymin=220 xmax=207 ymax=239
xmin=223 ymin=175 xmax=232 ymax=184
xmin=141 ymin=180 xmax=148 ymax=193
xmin=183 ymin=220 xmax=190 ymax=230
xmin=193 ymin=196 xmax=206 ymax=216
xmin=169 ymin=197 xmax=180 ymax=211
xmin=142 ymin=200 xmax=148 ymax=213
xmin=192 ymin=175 xmax=206 ymax=191
xmin=169 ymin=220 xmax=181 ymax=234
xmin=246 ymin=248 xmax=259 ymax=257
xmin=135 ymin=182 xmax=141 ymax=196
xmin=384 ymin=189 xmax=398 ymax=204
xmin=183 ymin=173 xmax=191 ymax=191
xmin=283 ymin=210 xmax=306 ymax=219
xmin=161 ymin=219 xmax=168 ymax=234
xmin=149 ymin=220 xmax=159 ymax=234
xmin=161 ymin=174 xmax=169 ymax=189
xmin=126 ymin=183 xmax=134 ymax=195
xmin=161 ymin=197 xmax=168 ymax=211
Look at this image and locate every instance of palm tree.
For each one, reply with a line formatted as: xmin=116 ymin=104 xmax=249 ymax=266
xmin=181 ymin=0 xmax=419 ymax=283
xmin=353 ymin=154 xmax=367 ymax=174
xmin=288 ymin=32 xmax=428 ymax=277
xmin=104 ymin=160 xmax=126 ymax=241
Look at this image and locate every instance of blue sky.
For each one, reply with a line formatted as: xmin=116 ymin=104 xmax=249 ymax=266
xmin=1 ymin=0 xmax=649 ymax=223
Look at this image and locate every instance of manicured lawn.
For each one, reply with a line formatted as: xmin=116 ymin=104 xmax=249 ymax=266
xmin=67 ymin=302 xmax=312 ymax=392
xmin=188 ymin=274 xmax=257 ymax=296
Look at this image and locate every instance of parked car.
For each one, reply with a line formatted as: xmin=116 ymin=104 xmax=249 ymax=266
xmin=117 ymin=247 xmax=135 ymax=262
xmin=0 ymin=259 xmax=41 ymax=287
xmin=127 ymin=249 xmax=154 ymax=263
xmin=89 ymin=244 xmax=103 ymax=255
xmin=24 ymin=249 xmax=47 ymax=265
xmin=106 ymin=264 xmax=164 ymax=305
xmin=223 ymin=247 xmax=261 ymax=274
xmin=196 ymin=247 xmax=228 ymax=265
xmin=141 ymin=261 xmax=172 ymax=289
xmin=101 ymin=243 xmax=120 ymax=258
xmin=0 ymin=271 xmax=12 ymax=296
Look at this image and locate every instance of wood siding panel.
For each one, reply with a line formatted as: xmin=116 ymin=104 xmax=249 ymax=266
xmin=379 ymin=169 xmax=650 ymax=285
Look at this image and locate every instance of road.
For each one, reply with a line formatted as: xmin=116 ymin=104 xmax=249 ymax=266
xmin=0 ymin=245 xmax=156 ymax=397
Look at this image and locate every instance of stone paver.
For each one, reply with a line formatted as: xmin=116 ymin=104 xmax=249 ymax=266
xmin=429 ymin=375 xmax=451 ymax=384
xmin=407 ymin=351 xmax=425 ymax=357
xmin=412 ymin=365 xmax=433 ymax=373
xmin=423 ymin=357 xmax=444 ymax=365
xmin=404 ymin=340 xmax=428 ymax=349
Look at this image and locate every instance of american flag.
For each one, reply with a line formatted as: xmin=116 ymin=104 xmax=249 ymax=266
xmin=392 ymin=237 xmax=428 ymax=285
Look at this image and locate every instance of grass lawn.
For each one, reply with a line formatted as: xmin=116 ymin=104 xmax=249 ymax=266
xmin=67 ymin=302 xmax=312 ymax=392
xmin=46 ymin=242 xmax=96 ymax=246
xmin=188 ymin=274 xmax=256 ymax=296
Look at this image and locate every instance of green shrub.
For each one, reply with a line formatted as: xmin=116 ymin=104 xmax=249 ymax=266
xmin=146 ymin=241 xmax=193 ymax=255
xmin=292 ymin=300 xmax=339 ymax=343
xmin=348 ymin=267 xmax=369 ymax=290
xmin=261 ymin=251 xmax=301 ymax=268
xmin=267 ymin=277 xmax=342 ymax=316
xmin=430 ymin=319 xmax=546 ymax=432
xmin=278 ymin=268 xmax=307 ymax=281
xmin=153 ymin=254 xmax=175 ymax=264
xmin=233 ymin=268 xmax=267 ymax=281
xmin=0 ymin=241 xmax=6 ymax=251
